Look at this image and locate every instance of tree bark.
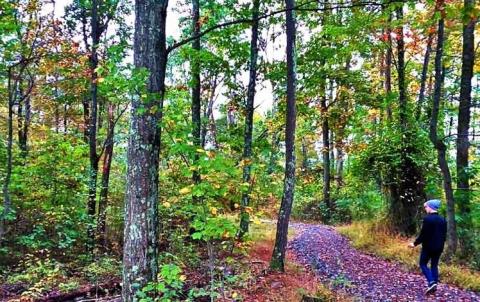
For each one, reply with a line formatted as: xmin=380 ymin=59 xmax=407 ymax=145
xmin=388 ymin=4 xmax=426 ymax=235
xmin=385 ymin=12 xmax=393 ymax=120
xmin=201 ymin=76 xmax=218 ymax=148
xmin=0 ymin=70 xmax=14 ymax=246
xmin=428 ymin=0 xmax=457 ymax=257
xmin=238 ymin=0 xmax=260 ymax=239
xmin=301 ymin=139 xmax=308 ymax=171
xmin=191 ymin=0 xmax=201 ymax=191
xmin=456 ymin=0 xmax=476 ymax=254
xmin=122 ymin=0 xmax=168 ymax=300
xmin=321 ymin=95 xmax=331 ymax=221
xmin=270 ymin=0 xmax=296 ymax=272
xmin=17 ymin=79 xmax=32 ymax=158
xmin=335 ymin=140 xmax=344 ymax=188
xmin=86 ymin=0 xmax=101 ymax=250
xmin=97 ymin=104 xmax=115 ymax=249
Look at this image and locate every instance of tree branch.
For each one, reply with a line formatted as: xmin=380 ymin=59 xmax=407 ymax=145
xmin=166 ymin=0 xmax=403 ymax=55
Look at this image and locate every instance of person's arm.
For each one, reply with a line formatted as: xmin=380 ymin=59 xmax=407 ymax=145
xmin=442 ymin=218 xmax=447 ymax=243
xmin=414 ymin=217 xmax=429 ymax=246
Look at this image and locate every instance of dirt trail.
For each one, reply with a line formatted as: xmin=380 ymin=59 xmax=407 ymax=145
xmin=288 ymin=222 xmax=480 ymax=302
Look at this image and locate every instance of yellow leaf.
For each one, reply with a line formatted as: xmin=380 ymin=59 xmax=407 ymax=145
xmin=196 ymin=148 xmax=206 ymax=153
xmin=232 ymin=292 xmax=238 ymax=299
xmin=206 ymin=151 xmax=215 ymax=158
xmin=97 ymin=77 xmax=105 ymax=83
xmin=162 ymin=202 xmax=171 ymax=208
xmin=179 ymin=187 xmax=191 ymax=195
xmin=179 ymin=275 xmax=187 ymax=281
xmin=210 ymin=207 xmax=218 ymax=215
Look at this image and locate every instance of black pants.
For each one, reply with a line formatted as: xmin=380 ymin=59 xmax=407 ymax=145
xmin=419 ymin=248 xmax=442 ymax=284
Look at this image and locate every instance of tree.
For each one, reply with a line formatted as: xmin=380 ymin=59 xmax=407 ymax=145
xmin=122 ymin=0 xmax=168 ymax=299
xmin=456 ymin=0 xmax=476 ymax=254
xmin=384 ymin=4 xmax=426 ymax=235
xmin=1 ymin=0 xmax=41 ymax=245
xmin=238 ymin=0 xmax=260 ymax=238
xmin=270 ymin=0 xmax=297 ymax=272
xmin=191 ymin=0 xmax=201 ymax=194
xmin=86 ymin=0 xmax=101 ymax=250
xmin=428 ymin=0 xmax=457 ymax=257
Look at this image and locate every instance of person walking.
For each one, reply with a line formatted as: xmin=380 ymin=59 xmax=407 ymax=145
xmin=408 ymin=199 xmax=447 ymax=294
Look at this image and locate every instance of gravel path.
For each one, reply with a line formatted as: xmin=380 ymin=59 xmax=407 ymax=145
xmin=288 ymin=222 xmax=480 ymax=302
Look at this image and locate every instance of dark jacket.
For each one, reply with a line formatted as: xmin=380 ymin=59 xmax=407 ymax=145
xmin=414 ymin=213 xmax=447 ymax=252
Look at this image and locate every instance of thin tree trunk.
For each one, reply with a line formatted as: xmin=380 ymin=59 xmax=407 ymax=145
xmin=122 ymin=0 xmax=168 ymax=300
xmin=17 ymin=83 xmax=25 ymax=153
xmin=428 ymin=0 xmax=457 ymax=257
xmin=385 ymin=12 xmax=393 ymax=120
xmin=456 ymin=0 xmax=476 ymax=254
xmin=270 ymin=0 xmax=296 ymax=272
xmin=0 ymin=71 xmax=14 ymax=246
xmin=301 ymin=139 xmax=308 ymax=171
xmin=321 ymin=95 xmax=331 ymax=220
xmin=397 ymin=7 xmax=407 ymax=130
xmin=416 ymin=32 xmax=434 ymax=120
xmin=335 ymin=140 xmax=344 ymax=188
xmin=238 ymin=0 xmax=260 ymax=239
xmin=191 ymin=0 xmax=201 ymax=191
xmin=64 ymin=103 xmax=68 ymax=134
xmin=97 ymin=104 xmax=115 ymax=249
xmin=82 ymin=97 xmax=89 ymax=143
xmin=201 ymin=76 xmax=217 ymax=148
xmin=87 ymin=0 xmax=101 ymax=249
xmin=329 ymin=130 xmax=335 ymax=180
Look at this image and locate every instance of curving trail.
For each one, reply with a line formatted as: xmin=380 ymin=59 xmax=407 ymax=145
xmin=288 ymin=222 xmax=480 ymax=302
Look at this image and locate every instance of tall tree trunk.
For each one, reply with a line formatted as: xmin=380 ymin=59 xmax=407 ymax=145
xmin=238 ymin=0 xmax=260 ymax=239
xmin=122 ymin=0 xmax=168 ymax=300
xmin=329 ymin=130 xmax=335 ymax=181
xmin=335 ymin=140 xmax=344 ymax=188
xmin=201 ymin=76 xmax=217 ymax=148
xmin=385 ymin=12 xmax=393 ymax=120
xmin=428 ymin=0 xmax=457 ymax=257
xmin=64 ymin=103 xmax=68 ymax=134
xmin=270 ymin=0 xmax=296 ymax=272
xmin=82 ymin=96 xmax=90 ymax=143
xmin=0 ymin=71 xmax=14 ymax=246
xmin=321 ymin=95 xmax=331 ymax=221
xmin=301 ymin=139 xmax=308 ymax=171
xmin=388 ymin=4 xmax=426 ymax=235
xmin=87 ymin=0 xmax=101 ymax=249
xmin=397 ymin=7 xmax=407 ymax=130
xmin=191 ymin=0 xmax=201 ymax=191
xmin=97 ymin=104 xmax=115 ymax=249
xmin=456 ymin=0 xmax=476 ymax=254
xmin=17 ymin=80 xmax=31 ymax=158
xmin=416 ymin=32 xmax=434 ymax=120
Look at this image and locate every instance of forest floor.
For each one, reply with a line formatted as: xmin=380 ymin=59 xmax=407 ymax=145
xmin=288 ymin=222 xmax=480 ymax=302
xmin=3 ymin=220 xmax=480 ymax=302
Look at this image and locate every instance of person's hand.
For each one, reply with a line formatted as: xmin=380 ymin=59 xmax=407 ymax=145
xmin=408 ymin=242 xmax=415 ymax=248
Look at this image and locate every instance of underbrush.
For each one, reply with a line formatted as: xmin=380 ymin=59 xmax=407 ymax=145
xmin=337 ymin=221 xmax=480 ymax=292
xmin=1 ymin=253 xmax=121 ymax=300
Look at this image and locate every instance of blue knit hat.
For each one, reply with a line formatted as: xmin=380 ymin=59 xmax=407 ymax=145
xmin=425 ymin=199 xmax=441 ymax=211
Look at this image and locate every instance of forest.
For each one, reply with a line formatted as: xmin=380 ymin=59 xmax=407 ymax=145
xmin=1 ymin=0 xmax=480 ymax=301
